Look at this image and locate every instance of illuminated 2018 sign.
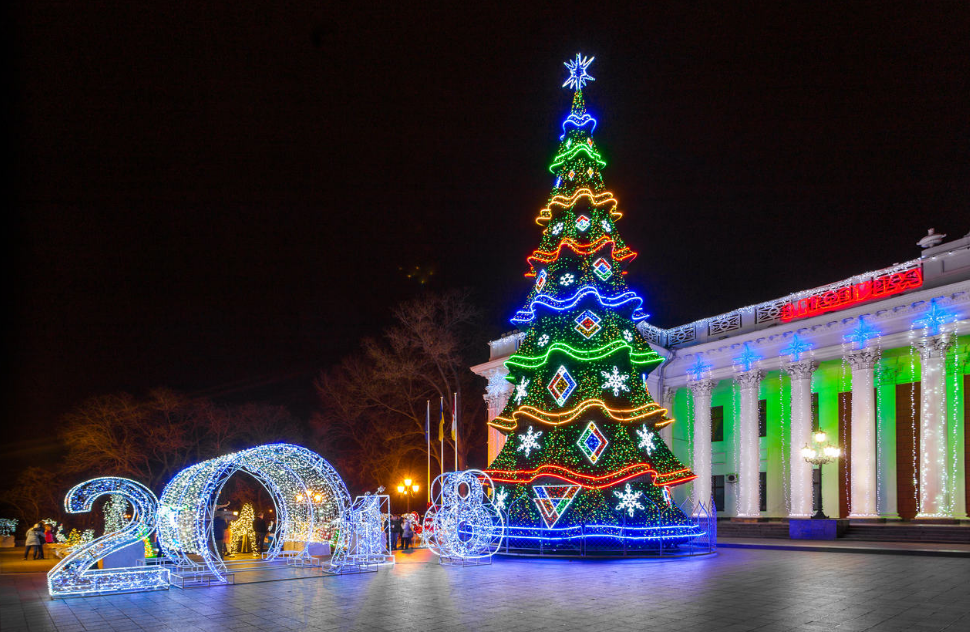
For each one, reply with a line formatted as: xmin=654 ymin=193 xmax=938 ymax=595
xmin=780 ymin=266 xmax=923 ymax=322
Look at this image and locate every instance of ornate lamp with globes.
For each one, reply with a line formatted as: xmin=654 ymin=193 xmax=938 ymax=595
xmin=801 ymin=431 xmax=841 ymax=520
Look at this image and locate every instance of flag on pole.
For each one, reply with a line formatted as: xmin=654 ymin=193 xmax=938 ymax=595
xmin=450 ymin=394 xmax=457 ymax=441
xmin=452 ymin=392 xmax=459 ymax=471
xmin=439 ymin=396 xmax=446 ymax=473
xmin=438 ymin=397 xmax=445 ymax=442
xmin=426 ymin=400 xmax=431 ymax=503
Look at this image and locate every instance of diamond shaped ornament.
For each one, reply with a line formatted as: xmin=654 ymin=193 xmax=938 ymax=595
xmin=592 ymin=257 xmax=612 ymax=280
xmin=576 ymin=215 xmax=591 ymax=231
xmin=547 ymin=365 xmax=577 ymax=406
xmin=574 ymin=310 xmax=602 ymax=338
xmin=577 ymin=421 xmax=609 ymax=463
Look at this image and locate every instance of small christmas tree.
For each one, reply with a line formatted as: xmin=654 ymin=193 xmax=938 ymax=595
xmin=485 ymin=56 xmax=701 ymax=549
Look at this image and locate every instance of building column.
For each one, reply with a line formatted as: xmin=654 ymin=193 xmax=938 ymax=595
xmin=875 ymin=363 xmax=899 ymax=519
xmin=688 ymin=380 xmax=716 ymax=513
xmin=660 ymin=386 xmax=676 ymax=448
xmin=846 ymin=348 xmax=881 ymax=518
xmin=914 ymin=334 xmax=954 ymax=518
xmin=735 ymin=370 xmax=764 ymax=517
xmin=952 ymin=355 xmax=967 ymax=519
xmin=785 ymin=361 xmax=817 ymax=517
xmin=483 ymin=370 xmax=513 ymax=466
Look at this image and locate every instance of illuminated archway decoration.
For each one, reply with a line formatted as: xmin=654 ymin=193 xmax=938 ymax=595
xmin=157 ymin=444 xmax=350 ymax=582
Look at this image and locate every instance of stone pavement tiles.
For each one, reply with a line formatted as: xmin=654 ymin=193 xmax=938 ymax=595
xmin=2 ymin=547 xmax=970 ymax=632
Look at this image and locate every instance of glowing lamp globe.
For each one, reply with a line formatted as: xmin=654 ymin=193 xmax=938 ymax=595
xmin=801 ymin=446 xmax=816 ymax=459
xmin=814 ymin=431 xmax=827 ymax=443
xmin=412 ymin=484 xmax=419 ymax=493
xmin=397 ymin=485 xmax=405 ymax=493
xmin=824 ymin=446 xmax=841 ymax=458
xmin=404 ymin=478 xmax=412 ymax=488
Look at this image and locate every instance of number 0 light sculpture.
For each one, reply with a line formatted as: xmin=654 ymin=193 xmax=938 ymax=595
xmin=157 ymin=444 xmax=350 ymax=582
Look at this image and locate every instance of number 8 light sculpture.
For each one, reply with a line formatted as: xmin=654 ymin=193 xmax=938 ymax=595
xmin=424 ymin=470 xmax=504 ymax=565
xmin=48 ymin=477 xmax=169 ymax=597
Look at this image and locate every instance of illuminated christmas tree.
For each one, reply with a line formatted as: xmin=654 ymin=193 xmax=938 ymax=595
xmin=485 ymin=56 xmax=701 ymax=549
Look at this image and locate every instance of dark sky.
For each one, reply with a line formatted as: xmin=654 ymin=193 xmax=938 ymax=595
xmin=8 ymin=3 xmax=970 ymax=458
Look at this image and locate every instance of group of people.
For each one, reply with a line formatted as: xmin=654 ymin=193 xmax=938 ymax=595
xmin=211 ymin=504 xmax=274 ymax=558
xmin=389 ymin=514 xmax=416 ymax=551
xmin=23 ymin=522 xmax=55 ymax=561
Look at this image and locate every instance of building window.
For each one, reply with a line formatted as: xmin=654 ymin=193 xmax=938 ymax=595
xmin=712 ymin=475 xmax=725 ymax=512
xmin=758 ymin=399 xmax=767 ymax=437
xmin=711 ymin=405 xmax=724 ymax=442
xmin=811 ymin=392 xmax=820 ymax=432
xmin=759 ymin=471 xmax=767 ymax=512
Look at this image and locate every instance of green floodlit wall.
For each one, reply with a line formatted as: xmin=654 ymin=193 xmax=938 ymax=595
xmin=668 ymin=335 xmax=968 ymax=518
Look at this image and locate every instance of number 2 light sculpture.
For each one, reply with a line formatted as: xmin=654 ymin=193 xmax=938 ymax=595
xmin=48 ymin=477 xmax=169 ymax=597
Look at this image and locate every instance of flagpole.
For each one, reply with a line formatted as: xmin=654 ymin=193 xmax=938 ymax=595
xmin=439 ymin=396 xmax=445 ymax=475
xmin=426 ymin=400 xmax=431 ymax=505
xmin=454 ymin=392 xmax=459 ymax=471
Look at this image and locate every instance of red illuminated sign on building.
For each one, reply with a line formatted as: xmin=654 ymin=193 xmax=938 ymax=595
xmin=780 ymin=266 xmax=923 ymax=322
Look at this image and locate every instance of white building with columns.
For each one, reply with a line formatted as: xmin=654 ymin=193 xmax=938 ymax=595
xmin=474 ymin=230 xmax=970 ymax=521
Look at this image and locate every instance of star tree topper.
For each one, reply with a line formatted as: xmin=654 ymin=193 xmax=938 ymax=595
xmin=563 ymin=54 xmax=595 ymax=91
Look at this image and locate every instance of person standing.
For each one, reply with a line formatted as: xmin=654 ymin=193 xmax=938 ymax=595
xmin=401 ymin=519 xmax=413 ymax=551
xmin=213 ymin=514 xmax=228 ymax=557
xmin=390 ymin=514 xmax=402 ymax=550
xmin=43 ymin=523 xmax=54 ymax=544
xmin=23 ymin=523 xmax=45 ymax=560
xmin=252 ymin=512 xmax=268 ymax=557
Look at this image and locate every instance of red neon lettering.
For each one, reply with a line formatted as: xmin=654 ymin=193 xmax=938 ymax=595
xmin=780 ymin=267 xmax=922 ymax=322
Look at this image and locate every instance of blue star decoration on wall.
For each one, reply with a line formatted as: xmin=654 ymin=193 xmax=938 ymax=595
xmin=563 ymin=54 xmax=595 ymax=91
xmin=781 ymin=334 xmax=813 ymax=362
xmin=911 ymin=298 xmax=954 ymax=336
xmin=686 ymin=355 xmax=712 ymax=380
xmin=733 ymin=342 xmax=761 ymax=372
xmin=844 ymin=316 xmax=880 ymax=349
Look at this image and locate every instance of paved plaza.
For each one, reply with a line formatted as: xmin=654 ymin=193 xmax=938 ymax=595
xmin=2 ymin=548 xmax=970 ymax=632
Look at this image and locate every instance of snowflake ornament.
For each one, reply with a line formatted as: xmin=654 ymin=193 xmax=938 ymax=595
xmin=636 ymin=426 xmax=657 ymax=455
xmin=493 ymin=487 xmax=508 ymax=511
xmin=613 ymin=483 xmax=645 ymax=517
xmin=600 ymin=366 xmax=630 ymax=396
xmin=601 ymin=219 xmax=612 ymax=233
xmin=538 ymin=333 xmax=550 ymax=347
xmin=516 ymin=426 xmax=544 ymax=458
xmin=551 ymin=222 xmax=564 ymax=236
xmin=560 ymin=273 xmax=575 ymax=286
xmin=514 ymin=377 xmax=530 ymax=404
xmin=622 ymin=329 xmax=633 ymax=342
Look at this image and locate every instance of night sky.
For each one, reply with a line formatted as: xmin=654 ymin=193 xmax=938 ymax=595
xmin=8 ymin=4 xmax=970 ymax=465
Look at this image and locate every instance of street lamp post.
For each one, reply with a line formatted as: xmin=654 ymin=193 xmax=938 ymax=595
xmin=801 ymin=431 xmax=842 ymax=520
xmin=396 ymin=478 xmax=420 ymax=513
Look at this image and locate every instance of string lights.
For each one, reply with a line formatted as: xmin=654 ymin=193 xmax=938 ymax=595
xmin=424 ymin=470 xmax=504 ymax=563
xmin=485 ymin=55 xmax=703 ymax=553
xmin=157 ymin=443 xmax=350 ymax=583
xmin=48 ymin=477 xmax=169 ymax=597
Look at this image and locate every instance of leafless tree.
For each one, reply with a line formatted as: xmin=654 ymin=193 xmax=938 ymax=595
xmin=56 ymin=389 xmax=304 ymax=493
xmin=313 ymin=290 xmax=486 ymax=493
